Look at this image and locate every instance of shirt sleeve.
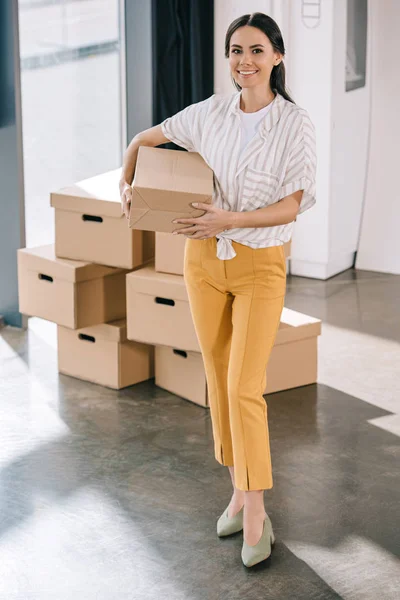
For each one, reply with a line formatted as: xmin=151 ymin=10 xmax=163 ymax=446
xmin=160 ymin=95 xmax=214 ymax=153
xmin=278 ymin=109 xmax=317 ymax=214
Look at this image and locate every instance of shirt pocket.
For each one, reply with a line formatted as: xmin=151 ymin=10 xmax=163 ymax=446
xmin=241 ymin=168 xmax=280 ymax=211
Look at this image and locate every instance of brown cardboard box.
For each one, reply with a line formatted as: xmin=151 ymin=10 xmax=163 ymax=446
xmin=284 ymin=240 xmax=291 ymax=258
xmin=51 ymin=169 xmax=154 ymax=269
xmin=58 ymin=319 xmax=154 ymax=389
xmin=155 ymin=232 xmax=187 ymax=275
xmin=264 ymin=308 xmax=321 ymax=394
xmin=155 ymin=346 xmax=207 ymax=407
xmin=154 ymin=308 xmax=321 ymax=406
xmin=18 ymin=244 xmax=127 ymax=329
xmin=155 ymin=232 xmax=292 ymax=276
xmin=128 ymin=147 xmax=213 ymax=233
xmin=126 ymin=264 xmax=199 ymax=351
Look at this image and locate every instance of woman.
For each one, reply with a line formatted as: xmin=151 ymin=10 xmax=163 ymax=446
xmin=120 ymin=12 xmax=316 ymax=568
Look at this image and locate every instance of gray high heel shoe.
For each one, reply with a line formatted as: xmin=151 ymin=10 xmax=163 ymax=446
xmin=217 ymin=505 xmax=244 ymax=537
xmin=241 ymin=514 xmax=275 ymax=567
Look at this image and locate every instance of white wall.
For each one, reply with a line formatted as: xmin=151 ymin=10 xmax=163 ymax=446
xmin=214 ymin=0 xmax=272 ymax=95
xmin=330 ymin=1 xmax=371 ymax=267
xmin=355 ymin=0 xmax=400 ymax=274
xmin=285 ymin=0 xmax=334 ymax=275
xmin=287 ymin=0 xmax=371 ymax=279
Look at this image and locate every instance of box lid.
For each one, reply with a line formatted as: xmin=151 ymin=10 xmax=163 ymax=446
xmin=126 ymin=263 xmax=188 ymax=302
xmin=17 ymin=244 xmax=124 ymax=283
xmin=50 ymin=168 xmax=123 ymax=219
xmin=275 ymin=308 xmax=322 ymax=345
xmin=72 ymin=319 xmax=128 ymax=343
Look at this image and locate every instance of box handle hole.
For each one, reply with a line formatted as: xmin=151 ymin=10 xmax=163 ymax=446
xmin=78 ymin=333 xmax=96 ymax=343
xmin=82 ymin=214 xmax=103 ymax=223
xmin=38 ymin=273 xmax=53 ymax=282
xmin=155 ymin=297 xmax=175 ymax=307
xmin=173 ymin=349 xmax=187 ymax=359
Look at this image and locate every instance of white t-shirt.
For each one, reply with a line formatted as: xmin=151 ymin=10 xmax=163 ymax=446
xmin=239 ymin=103 xmax=273 ymax=155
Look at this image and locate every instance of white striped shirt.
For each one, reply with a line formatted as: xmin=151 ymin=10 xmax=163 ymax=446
xmin=161 ymin=91 xmax=317 ymax=260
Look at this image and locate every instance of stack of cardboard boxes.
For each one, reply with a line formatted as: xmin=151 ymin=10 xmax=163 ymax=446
xmin=17 ymin=146 xmax=321 ymax=403
xmin=17 ymin=169 xmax=155 ymax=390
xmin=128 ymin=231 xmax=321 ymax=408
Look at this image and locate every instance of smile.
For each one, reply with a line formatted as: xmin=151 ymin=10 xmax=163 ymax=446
xmin=237 ymin=70 xmax=259 ymax=78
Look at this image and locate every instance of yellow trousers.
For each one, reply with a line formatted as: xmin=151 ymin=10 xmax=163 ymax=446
xmin=183 ymin=237 xmax=286 ymax=491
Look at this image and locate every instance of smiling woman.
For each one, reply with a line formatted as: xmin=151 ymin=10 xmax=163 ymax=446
xmin=119 ymin=10 xmax=317 ymax=571
xmin=160 ymin=13 xmax=316 ymax=569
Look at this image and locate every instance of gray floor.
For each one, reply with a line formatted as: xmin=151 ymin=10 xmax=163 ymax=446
xmin=1 ymin=268 xmax=399 ymax=599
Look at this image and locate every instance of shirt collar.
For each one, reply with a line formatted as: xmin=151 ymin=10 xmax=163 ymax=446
xmin=228 ymin=91 xmax=286 ymax=132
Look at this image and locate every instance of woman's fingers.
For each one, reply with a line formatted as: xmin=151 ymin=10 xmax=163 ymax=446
xmin=121 ymin=186 xmax=132 ymax=219
xmin=121 ymin=195 xmax=128 ymax=219
xmin=125 ymin=187 xmax=132 ymax=204
xmin=125 ymin=191 xmax=132 ymax=219
xmin=173 ymin=225 xmax=201 ymax=235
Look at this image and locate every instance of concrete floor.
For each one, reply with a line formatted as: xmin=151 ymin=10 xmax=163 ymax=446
xmin=1 ymin=268 xmax=399 ymax=599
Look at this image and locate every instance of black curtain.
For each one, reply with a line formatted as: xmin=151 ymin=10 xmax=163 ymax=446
xmin=151 ymin=0 xmax=214 ymax=151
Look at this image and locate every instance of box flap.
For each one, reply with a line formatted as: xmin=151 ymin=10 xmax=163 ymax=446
xmin=126 ymin=263 xmax=188 ymax=302
xmin=129 ymin=206 xmax=211 ymax=233
xmin=275 ymin=307 xmax=322 ymax=345
xmin=131 ymin=187 xmax=211 ymax=216
xmin=72 ymin=319 xmax=127 ymax=343
xmin=17 ymin=244 xmax=124 ymax=283
xmin=128 ymin=188 xmax=150 ymax=226
xmin=50 ymin=168 xmax=123 ymax=219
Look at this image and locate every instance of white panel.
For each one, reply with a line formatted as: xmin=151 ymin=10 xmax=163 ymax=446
xmin=356 ymin=0 xmax=400 ymax=274
xmin=286 ymin=0 xmax=334 ymax=269
xmin=330 ymin=0 xmax=371 ymax=259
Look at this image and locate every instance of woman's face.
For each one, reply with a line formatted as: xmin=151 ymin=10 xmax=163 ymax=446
xmin=228 ymin=25 xmax=282 ymax=90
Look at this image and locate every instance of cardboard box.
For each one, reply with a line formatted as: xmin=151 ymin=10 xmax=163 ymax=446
xmin=155 ymin=232 xmax=292 ymax=276
xmin=155 ymin=346 xmax=207 ymax=407
xmin=126 ymin=264 xmax=199 ymax=351
xmin=154 ymin=308 xmax=321 ymax=406
xmin=155 ymin=231 xmax=187 ymax=275
xmin=128 ymin=147 xmax=213 ymax=233
xmin=264 ymin=308 xmax=321 ymax=393
xmin=58 ymin=319 xmax=154 ymax=389
xmin=51 ymin=168 xmax=155 ymax=269
xmin=18 ymin=244 xmax=127 ymax=329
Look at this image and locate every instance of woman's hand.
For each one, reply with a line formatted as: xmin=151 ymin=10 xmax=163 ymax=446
xmin=120 ymin=180 xmax=133 ymax=220
xmin=172 ymin=203 xmax=236 ymax=239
